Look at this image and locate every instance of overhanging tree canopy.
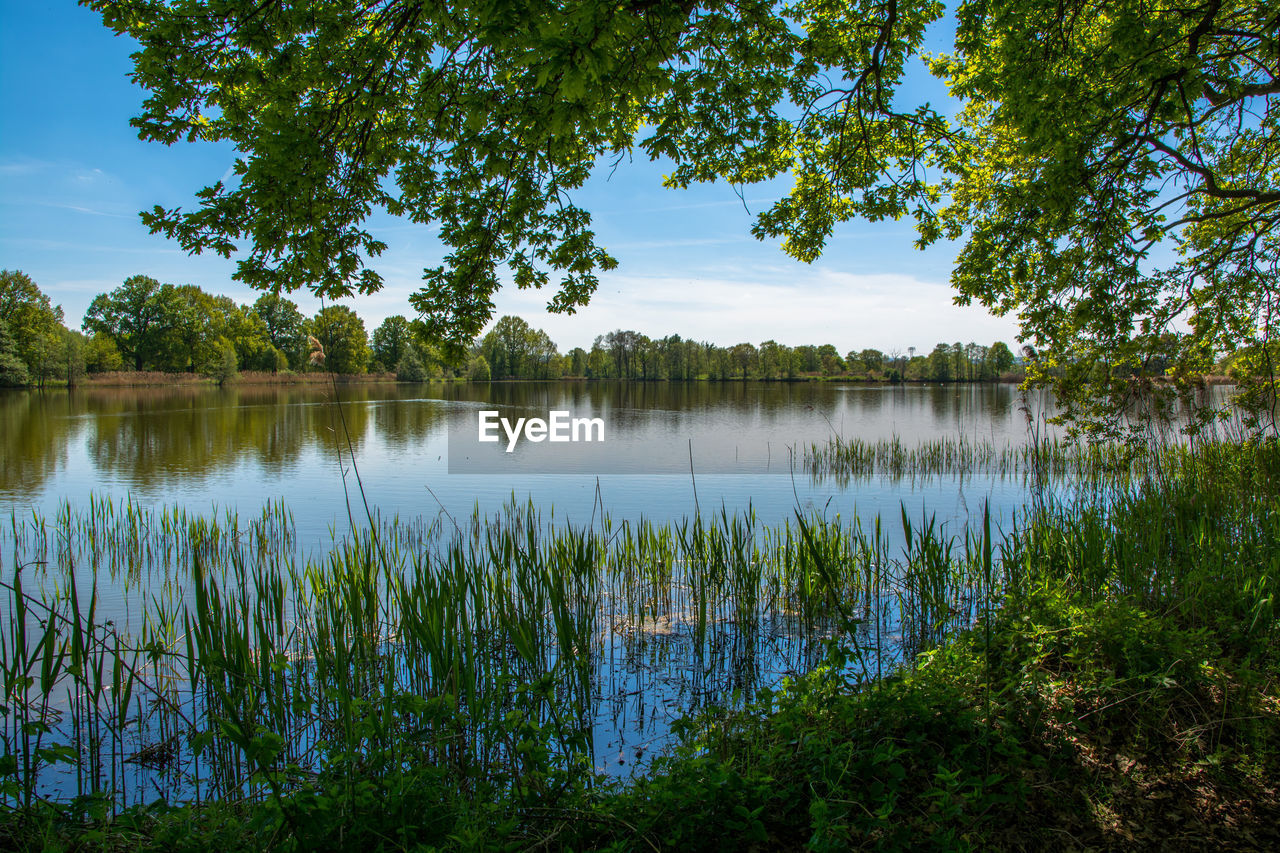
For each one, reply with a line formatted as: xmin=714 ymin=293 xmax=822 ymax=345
xmin=89 ymin=0 xmax=1280 ymax=433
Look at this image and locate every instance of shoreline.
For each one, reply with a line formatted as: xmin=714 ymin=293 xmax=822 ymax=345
xmin=7 ymin=371 xmax=1244 ymax=391
xmin=17 ymin=372 xmax=1035 ymax=389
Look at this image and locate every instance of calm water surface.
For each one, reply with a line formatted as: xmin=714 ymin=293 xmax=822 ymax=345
xmin=2 ymin=380 xmax=1045 ymax=545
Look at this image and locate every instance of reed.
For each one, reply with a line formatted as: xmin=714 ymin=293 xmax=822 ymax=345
xmin=804 ymin=433 xmax=1180 ymax=488
xmin=3 ymin=438 xmax=1276 ymax=827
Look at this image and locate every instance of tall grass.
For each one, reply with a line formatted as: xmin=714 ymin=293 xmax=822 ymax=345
xmin=3 ymin=439 xmax=1277 ymax=821
xmin=0 ymin=496 xmax=1002 ymax=809
xmin=803 ymin=433 xmax=1177 ymax=488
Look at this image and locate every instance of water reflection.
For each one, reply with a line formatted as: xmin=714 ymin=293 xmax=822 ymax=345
xmin=2 ymin=381 xmax=1042 ymax=535
xmin=80 ymin=386 xmax=383 ymax=489
xmin=1 ymin=391 xmax=83 ymax=496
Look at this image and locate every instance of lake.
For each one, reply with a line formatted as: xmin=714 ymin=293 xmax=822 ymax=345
xmin=2 ymin=380 xmax=1046 ymax=543
xmin=3 ymin=379 xmax=1075 ymax=796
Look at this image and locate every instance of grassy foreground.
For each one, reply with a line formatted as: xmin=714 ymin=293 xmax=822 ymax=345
xmin=5 ymin=443 xmax=1280 ymax=851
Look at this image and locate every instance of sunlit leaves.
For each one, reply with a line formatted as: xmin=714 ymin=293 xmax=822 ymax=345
xmin=91 ymin=0 xmax=1279 ymax=431
xmin=90 ymin=0 xmax=692 ymax=352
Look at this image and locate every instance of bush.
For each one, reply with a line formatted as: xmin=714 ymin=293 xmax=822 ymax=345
xmin=207 ymin=339 xmax=238 ymax=385
xmin=467 ymin=354 xmax=491 ymax=381
xmin=0 ymin=319 xmax=29 ymax=386
xmin=84 ymin=333 xmax=123 ymax=373
xmin=395 ymin=349 xmax=427 ymax=382
xmin=0 ymin=351 xmax=28 ymax=387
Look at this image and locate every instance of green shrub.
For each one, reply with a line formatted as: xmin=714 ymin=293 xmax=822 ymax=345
xmin=395 ymin=348 xmax=426 ymax=382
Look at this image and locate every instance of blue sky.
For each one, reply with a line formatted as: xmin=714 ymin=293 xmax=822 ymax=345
xmin=0 ymin=1 xmax=1021 ymax=354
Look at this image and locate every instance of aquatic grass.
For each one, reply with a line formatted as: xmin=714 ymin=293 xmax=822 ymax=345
xmin=804 ymin=433 xmax=1172 ymax=489
xmin=3 ymin=438 xmax=1278 ymax=841
xmin=3 ymin=496 xmax=921 ymax=808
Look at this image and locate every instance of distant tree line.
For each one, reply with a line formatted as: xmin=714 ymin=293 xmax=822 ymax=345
xmin=1 ymin=270 xmax=1024 ymax=387
xmin=478 ymin=317 xmax=1020 ymax=382
xmin=0 ymin=270 xmax=464 ymax=386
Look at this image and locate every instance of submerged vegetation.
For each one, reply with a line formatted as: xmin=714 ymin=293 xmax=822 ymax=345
xmin=1 ymin=441 xmax=1278 ymax=849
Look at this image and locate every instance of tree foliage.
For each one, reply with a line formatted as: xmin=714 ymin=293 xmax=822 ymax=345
xmin=163 ymin=284 xmax=220 ymax=372
xmin=85 ymin=276 xmax=274 ymax=374
xmin=253 ymin=293 xmax=308 ymax=370
xmin=481 ymin=315 xmax=559 ymax=379
xmin=988 ymin=342 xmax=1015 ymax=378
xmin=84 ymin=333 xmax=123 ymax=374
xmin=310 ymin=305 xmax=371 ymax=375
xmin=209 ymin=338 xmax=239 ymax=385
xmin=395 ymin=347 xmax=428 ymax=382
xmin=214 ymin=294 xmax=273 ymax=371
xmin=84 ymin=275 xmax=175 ymax=371
xmin=88 ymin=0 xmax=695 ymax=353
xmin=467 ymin=353 xmax=492 ymax=382
xmin=0 ymin=270 xmax=65 ymax=382
xmin=372 ymin=315 xmax=412 ymax=372
xmin=91 ymin=0 xmax=1280 ymax=432
xmin=70 ymin=272 xmax=1024 ymax=384
xmin=0 ymin=319 xmax=30 ymax=387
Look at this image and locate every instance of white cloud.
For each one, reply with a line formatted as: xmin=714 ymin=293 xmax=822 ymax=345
xmin=487 ymin=266 xmax=1022 ymax=352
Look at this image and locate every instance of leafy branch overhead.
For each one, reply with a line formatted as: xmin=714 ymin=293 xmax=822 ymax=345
xmin=90 ymin=0 xmax=1280 ymax=430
